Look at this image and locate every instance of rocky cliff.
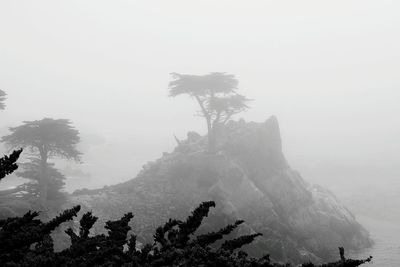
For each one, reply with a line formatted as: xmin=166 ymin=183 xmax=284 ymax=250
xmin=70 ymin=116 xmax=372 ymax=264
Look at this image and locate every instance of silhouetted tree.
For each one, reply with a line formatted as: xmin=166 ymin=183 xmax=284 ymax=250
xmin=0 ymin=89 xmax=6 ymax=110
xmin=169 ymin=72 xmax=250 ymax=153
xmin=1 ymin=118 xmax=81 ymax=208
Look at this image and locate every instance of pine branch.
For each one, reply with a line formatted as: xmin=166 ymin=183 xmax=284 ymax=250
xmin=105 ymin=212 xmax=134 ymax=249
xmin=127 ymin=234 xmax=137 ymax=255
xmin=154 ymin=218 xmax=182 ymax=247
xmin=177 ymin=201 xmax=215 ymax=246
xmin=79 ymin=211 xmax=98 ymax=239
xmin=220 ymin=233 xmax=263 ymax=251
xmin=196 ymin=220 xmax=244 ymax=247
xmin=43 ymin=205 xmax=81 ymax=234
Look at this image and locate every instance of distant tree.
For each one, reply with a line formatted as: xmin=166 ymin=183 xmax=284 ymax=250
xmin=1 ymin=118 xmax=81 ymax=208
xmin=169 ymin=72 xmax=250 ymax=153
xmin=0 ymin=90 xmax=6 ymax=110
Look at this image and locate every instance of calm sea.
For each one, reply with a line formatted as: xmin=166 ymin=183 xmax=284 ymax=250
xmin=350 ymin=216 xmax=400 ymax=267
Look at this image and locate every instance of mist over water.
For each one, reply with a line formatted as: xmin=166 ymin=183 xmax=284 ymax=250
xmin=1 ymin=1 xmax=399 ymax=265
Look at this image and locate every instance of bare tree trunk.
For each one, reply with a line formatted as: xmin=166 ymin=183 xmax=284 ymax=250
xmin=207 ymin=119 xmax=216 ymax=154
xmin=39 ymin=148 xmax=48 ymax=209
xmin=339 ymin=247 xmax=346 ymax=262
xmin=209 ymin=111 xmax=223 ymax=154
xmin=194 ymin=95 xmax=215 ymax=154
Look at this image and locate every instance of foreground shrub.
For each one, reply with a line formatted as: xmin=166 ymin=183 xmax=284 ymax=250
xmin=0 ymin=201 xmax=372 ymax=267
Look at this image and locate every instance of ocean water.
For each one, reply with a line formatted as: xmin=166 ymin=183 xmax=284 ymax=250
xmin=304 ymin=171 xmax=400 ymax=266
xmin=350 ymin=216 xmax=400 ymax=267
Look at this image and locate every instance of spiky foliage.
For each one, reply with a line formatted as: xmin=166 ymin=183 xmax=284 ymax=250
xmin=220 ymin=233 xmax=263 ymax=251
xmin=0 ymin=149 xmax=22 ymax=181
xmin=60 ymin=211 xmax=135 ymax=266
xmin=105 ymin=212 xmax=134 ymax=249
xmin=196 ymin=219 xmax=244 ymax=247
xmin=153 ymin=218 xmax=182 ymax=247
xmin=0 ymin=200 xmax=372 ymax=266
xmin=0 ymin=205 xmax=81 ymax=264
xmin=177 ymin=200 xmax=215 ymax=246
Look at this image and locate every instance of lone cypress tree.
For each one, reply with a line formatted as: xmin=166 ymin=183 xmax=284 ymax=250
xmin=169 ymin=72 xmax=250 ymax=153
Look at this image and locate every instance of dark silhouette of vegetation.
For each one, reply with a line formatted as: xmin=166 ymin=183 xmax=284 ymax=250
xmin=0 ymin=199 xmax=372 ymax=266
xmin=0 ymin=149 xmax=22 ymax=181
xmin=1 ymin=118 xmax=81 ymax=209
xmin=169 ymin=72 xmax=250 ymax=153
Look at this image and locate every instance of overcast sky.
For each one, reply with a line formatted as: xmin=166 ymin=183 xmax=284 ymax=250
xmin=1 ymin=0 xmax=399 ymax=191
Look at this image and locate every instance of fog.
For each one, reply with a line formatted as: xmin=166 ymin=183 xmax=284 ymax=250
xmin=1 ymin=0 xmax=399 ymax=211
xmin=2 ymin=1 xmax=400 ymax=265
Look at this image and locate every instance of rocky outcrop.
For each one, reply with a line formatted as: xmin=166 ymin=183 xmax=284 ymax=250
xmin=71 ymin=116 xmax=372 ymax=264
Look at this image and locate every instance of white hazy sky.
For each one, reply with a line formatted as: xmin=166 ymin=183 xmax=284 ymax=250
xmin=0 ymin=0 xmax=399 ymax=191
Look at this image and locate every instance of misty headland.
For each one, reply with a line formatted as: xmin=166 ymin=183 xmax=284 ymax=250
xmin=1 ymin=1 xmax=399 ymax=266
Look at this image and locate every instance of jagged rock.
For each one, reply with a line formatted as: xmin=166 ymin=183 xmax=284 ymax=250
xmin=70 ymin=116 xmax=372 ymax=264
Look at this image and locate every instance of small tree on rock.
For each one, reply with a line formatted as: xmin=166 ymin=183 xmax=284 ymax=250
xmin=169 ymin=72 xmax=250 ymax=153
